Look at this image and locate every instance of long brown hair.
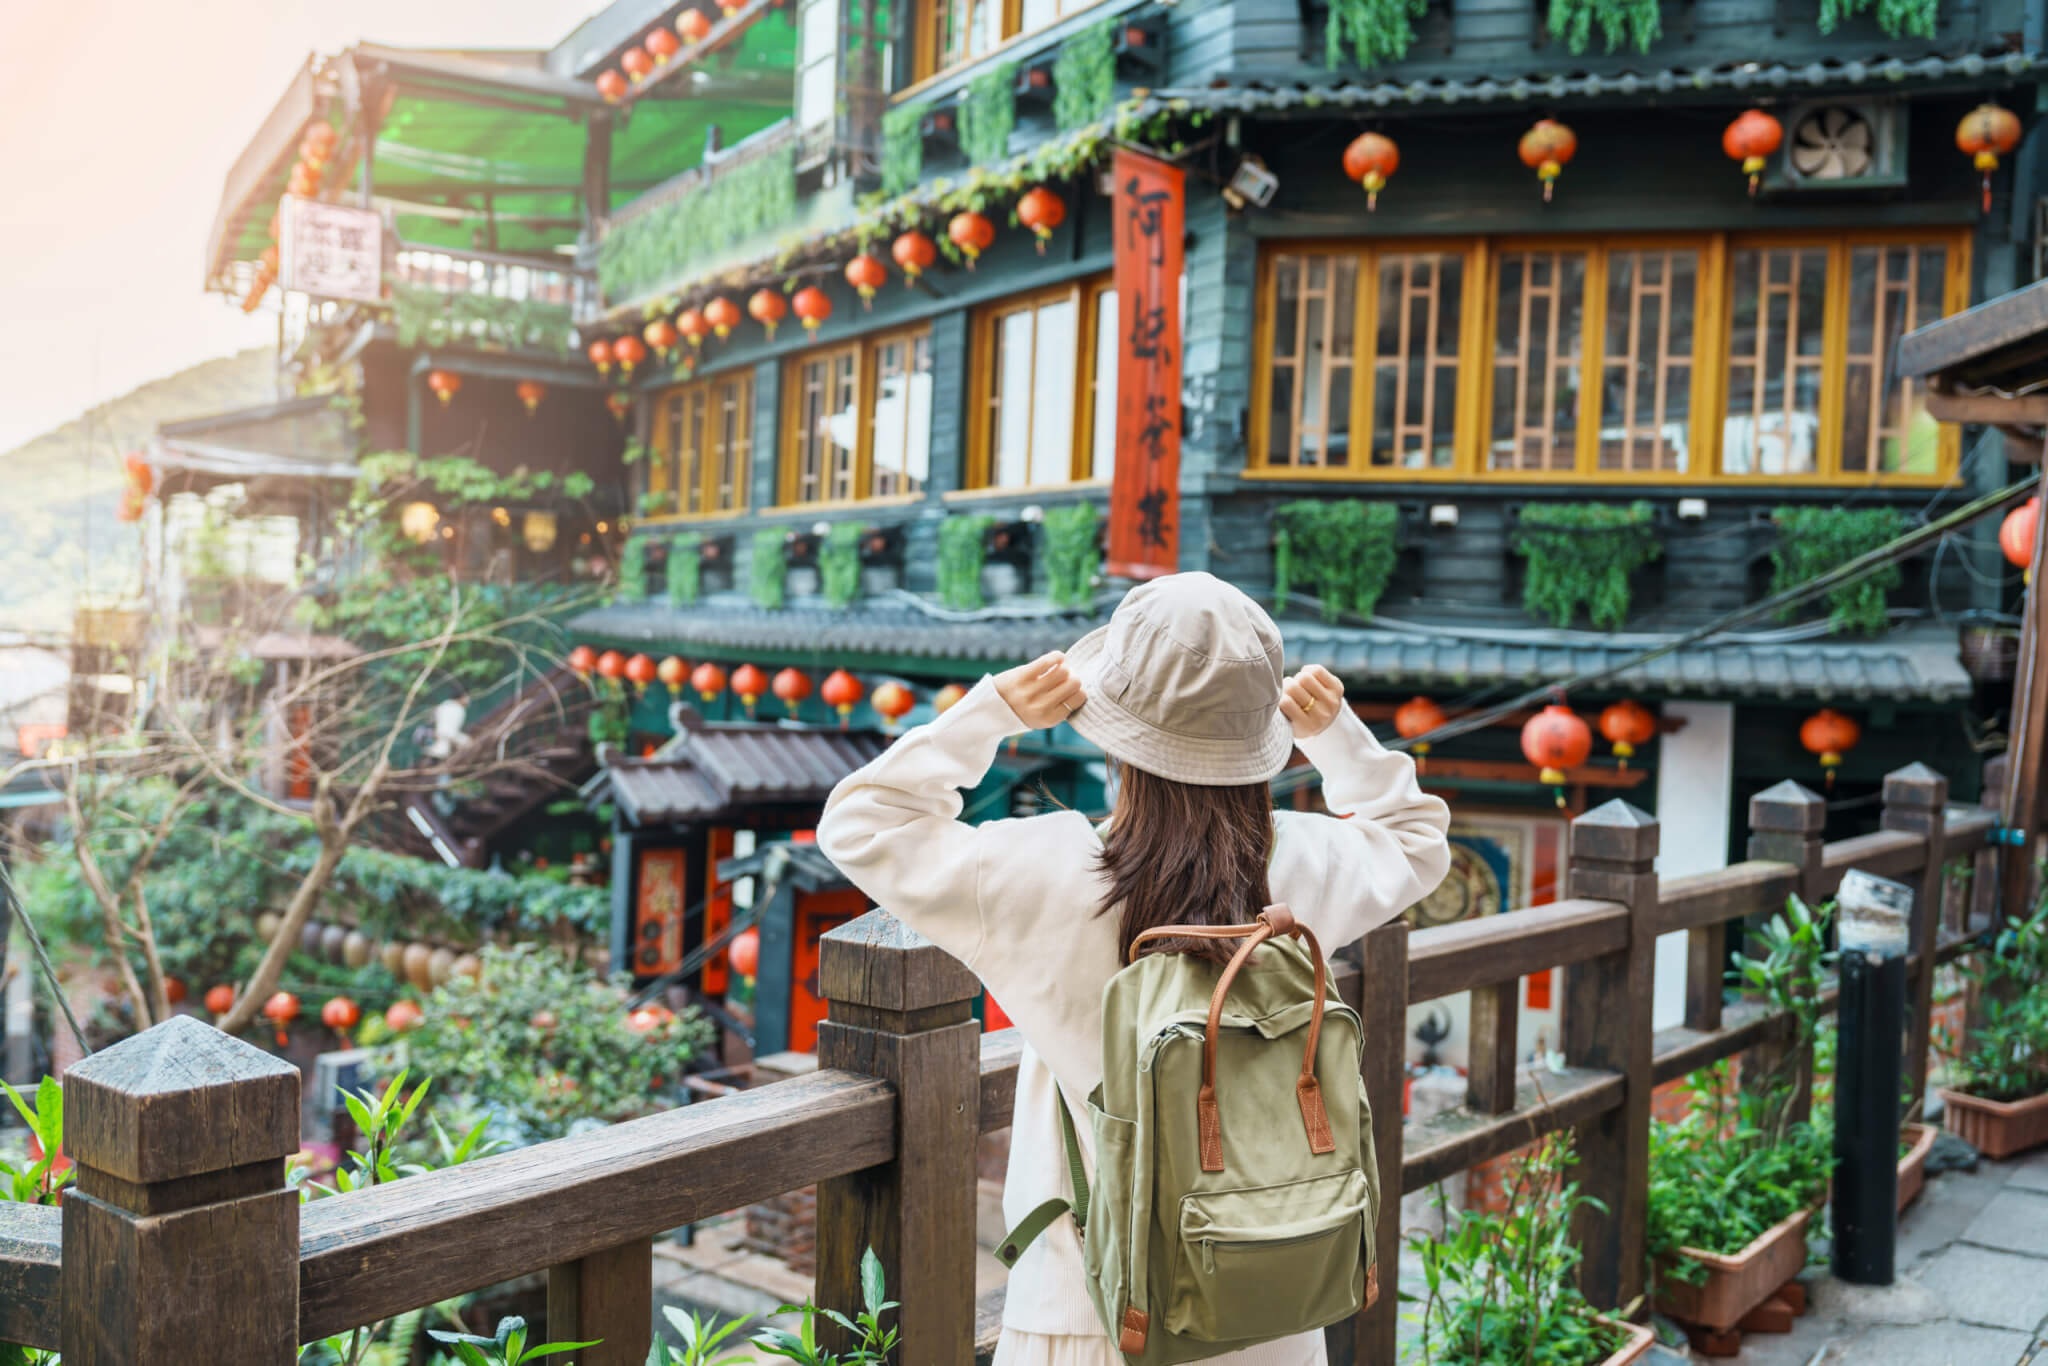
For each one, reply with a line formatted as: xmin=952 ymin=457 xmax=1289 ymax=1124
xmin=1096 ymin=762 xmax=1274 ymax=966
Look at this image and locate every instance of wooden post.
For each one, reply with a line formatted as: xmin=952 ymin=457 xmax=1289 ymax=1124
xmin=547 ymin=1239 xmax=652 ymax=1366
xmin=814 ymin=911 xmax=981 ymax=1364
xmin=1747 ymin=780 xmax=1828 ymax=1125
xmin=1563 ymin=800 xmax=1659 ymax=1312
xmin=1466 ymin=980 xmax=1519 ymax=1114
xmin=1323 ymin=921 xmax=1409 ymax=1366
xmin=2002 ymin=457 xmax=2048 ymax=926
xmin=61 ymin=1014 xmax=300 ymax=1365
xmin=1882 ymin=762 xmax=1949 ymax=1111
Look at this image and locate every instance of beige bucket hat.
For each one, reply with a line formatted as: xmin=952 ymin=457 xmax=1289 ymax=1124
xmin=1064 ymin=572 xmax=1295 ymax=786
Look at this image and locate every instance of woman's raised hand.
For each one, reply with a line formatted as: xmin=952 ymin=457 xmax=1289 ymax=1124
xmin=1279 ymin=663 xmax=1346 ymax=740
xmin=993 ymin=651 xmax=1087 ymax=730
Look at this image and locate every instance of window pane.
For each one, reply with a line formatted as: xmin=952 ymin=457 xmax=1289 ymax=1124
xmin=651 ymin=396 xmax=676 ymax=505
xmin=1598 ymin=248 xmax=1696 ymax=473
xmin=992 ymin=309 xmax=1034 ymax=487
xmin=1490 ymin=250 xmax=1586 ymax=471
xmin=1030 ymin=298 xmax=1079 ymax=485
xmin=1020 ymin=0 xmax=1057 ymax=29
xmin=827 ymin=352 xmax=860 ymax=500
xmin=684 ymin=391 xmax=705 ymax=514
xmin=1091 ymin=291 xmax=1119 ymax=481
xmin=1266 ymin=252 xmax=1355 ymax=467
xmin=872 ymin=332 xmax=932 ymax=497
xmin=1723 ymin=247 xmax=1825 ymax=476
xmin=1369 ymin=252 xmax=1461 ymax=469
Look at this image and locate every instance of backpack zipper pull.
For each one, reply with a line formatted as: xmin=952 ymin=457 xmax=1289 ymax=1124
xmin=1202 ymin=1238 xmax=1216 ymax=1276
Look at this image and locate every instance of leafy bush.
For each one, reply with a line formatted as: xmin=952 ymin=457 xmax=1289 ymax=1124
xmin=1949 ymin=902 xmax=2048 ymax=1103
xmin=1511 ymin=502 xmax=1661 ymax=631
xmin=937 ymin=516 xmax=994 ymax=610
xmin=1769 ymin=506 xmax=1907 ymax=636
xmin=1041 ymin=502 xmax=1101 ymax=610
xmin=654 ymin=1247 xmax=899 ymax=1364
xmin=821 ymin=521 xmax=866 ymax=609
xmin=751 ymin=528 xmax=789 ymax=609
xmin=1273 ymin=500 xmax=1400 ymax=623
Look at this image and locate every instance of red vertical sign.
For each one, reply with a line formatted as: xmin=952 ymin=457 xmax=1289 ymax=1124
xmin=1107 ymin=149 xmax=1184 ymax=581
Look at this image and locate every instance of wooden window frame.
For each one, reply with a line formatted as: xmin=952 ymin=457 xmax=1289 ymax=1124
xmin=965 ymin=275 xmax=1115 ymax=493
xmin=905 ymin=0 xmax=1114 ymax=97
xmin=640 ymin=371 xmax=757 ymax=523
xmin=1245 ymin=228 xmax=1970 ymax=489
xmin=774 ymin=324 xmax=936 ymax=510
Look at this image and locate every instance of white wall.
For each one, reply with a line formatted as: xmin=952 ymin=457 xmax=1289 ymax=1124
xmin=1651 ymin=702 xmax=1737 ymax=1029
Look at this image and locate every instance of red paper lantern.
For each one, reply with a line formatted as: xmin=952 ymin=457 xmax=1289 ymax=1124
xmin=792 ymin=286 xmax=832 ymax=333
xmin=612 ymin=334 xmax=648 ymax=376
xmin=606 ymin=391 xmax=633 ymax=424
xmin=772 ymin=667 xmax=813 ymax=711
xmin=1722 ymin=110 xmax=1783 ymax=196
xmin=731 ymin=662 xmax=768 ymax=712
xmin=1520 ymin=703 xmax=1592 ymax=806
xmin=1342 ymin=132 xmax=1400 ymax=211
xmin=748 ymin=288 xmax=788 ymax=339
xmin=871 ymin=680 xmax=915 ymax=727
xmin=645 ymin=27 xmax=681 ymax=62
xmin=822 ymin=668 xmax=866 ymax=723
xmin=596 ymin=69 xmax=628 ymax=102
xmin=305 ymin=121 xmax=338 ymax=151
xmin=1016 ymin=187 xmax=1066 ymax=253
xmin=426 ymin=369 xmax=461 ymax=407
xmin=1958 ymin=103 xmax=2022 ymax=213
xmin=516 ymin=379 xmax=547 ymax=415
xmin=691 ymin=660 xmax=728 ymax=703
xmin=676 ymin=307 xmax=710 ymax=347
xmin=1800 ymin=708 xmax=1860 ymax=789
xmin=933 ymin=682 xmax=968 ymax=713
xmin=321 ymin=996 xmax=361 ymax=1031
xmin=728 ymin=927 xmax=760 ymax=978
xmin=624 ymin=653 xmax=658 ymax=691
xmin=1393 ymin=695 xmax=1446 ymax=771
xmin=644 ymin=317 xmax=680 ymax=358
xmin=705 ymin=296 xmax=742 ymax=338
xmin=262 ymin=991 xmax=300 ymax=1047
xmin=1598 ymin=699 xmax=1657 ymax=768
xmin=892 ymin=230 xmax=937 ymax=284
xmin=657 ymin=655 xmax=688 ymax=690
xmin=2001 ymin=496 xmax=2040 ymax=572
xmin=1518 ymin=118 xmax=1578 ymax=201
xmin=845 ymin=253 xmax=887 ymax=307
xmin=587 ymin=338 xmax=614 ymax=374
xmin=596 ymin=650 xmax=626 ymax=681
xmin=677 ymin=7 xmax=713 ymax=41
xmin=385 ymin=999 xmax=424 ymax=1033
xmin=568 ymin=644 xmax=598 ymax=676
xmin=164 ymin=976 xmax=187 ymax=1005
xmin=621 ymin=47 xmax=653 ymax=81
xmin=948 ymin=211 xmax=995 ymax=267
xmin=205 ymin=984 xmax=235 ymax=1016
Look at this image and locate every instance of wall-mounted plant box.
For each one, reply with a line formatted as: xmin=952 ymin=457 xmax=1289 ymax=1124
xmin=1015 ymin=58 xmax=1057 ymax=110
xmin=1115 ymin=12 xmax=1168 ymax=73
xmin=985 ymin=518 xmax=1035 ymax=567
xmin=859 ymin=524 xmax=906 ymax=565
xmin=919 ymin=108 xmax=960 ymax=158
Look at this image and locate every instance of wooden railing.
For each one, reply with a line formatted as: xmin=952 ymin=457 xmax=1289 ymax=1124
xmin=1 ymin=765 xmax=2009 ymax=1365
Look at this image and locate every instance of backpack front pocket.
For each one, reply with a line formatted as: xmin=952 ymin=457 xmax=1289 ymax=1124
xmin=1165 ymin=1168 xmax=1369 ymax=1342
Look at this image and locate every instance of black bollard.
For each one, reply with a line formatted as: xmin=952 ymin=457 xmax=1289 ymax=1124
xmin=1832 ymin=868 xmax=1914 ymax=1286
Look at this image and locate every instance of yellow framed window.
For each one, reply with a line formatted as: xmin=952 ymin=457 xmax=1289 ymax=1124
xmin=969 ymin=277 xmax=1116 ymax=490
xmin=871 ymin=328 xmax=935 ymax=496
xmin=912 ymin=0 xmax=1105 ymax=87
xmin=784 ymin=344 xmax=862 ymax=505
xmin=777 ymin=326 xmax=935 ymax=506
xmin=709 ymin=372 xmax=753 ymax=512
xmin=1723 ymin=244 xmax=1830 ymax=477
xmin=649 ymin=373 xmax=754 ymax=518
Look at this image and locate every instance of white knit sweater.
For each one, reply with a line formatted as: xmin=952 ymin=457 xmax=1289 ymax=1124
xmin=817 ymin=676 xmax=1451 ymax=1342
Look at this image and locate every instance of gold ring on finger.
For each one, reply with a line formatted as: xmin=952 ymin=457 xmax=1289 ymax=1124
xmin=1302 ymin=697 xmax=1315 ymax=713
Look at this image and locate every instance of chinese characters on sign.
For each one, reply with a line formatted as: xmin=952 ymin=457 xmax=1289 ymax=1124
xmin=280 ymin=196 xmax=382 ymax=305
xmin=1107 ymin=149 xmax=1184 ymax=580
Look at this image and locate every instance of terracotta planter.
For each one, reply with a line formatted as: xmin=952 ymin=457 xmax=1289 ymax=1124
xmin=1939 ymin=1087 xmax=2048 ymax=1160
xmin=1591 ymin=1315 xmax=1655 ymax=1366
xmin=1897 ymin=1122 xmax=1937 ymax=1212
xmin=1653 ymin=1206 xmax=1814 ymax=1332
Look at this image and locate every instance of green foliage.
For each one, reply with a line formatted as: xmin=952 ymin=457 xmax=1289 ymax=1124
xmin=1512 ymin=502 xmax=1661 ymax=631
xmin=1770 ymin=505 xmax=1907 ymax=636
xmin=429 ymin=1317 xmax=596 ymax=1366
xmin=1273 ymin=500 xmax=1400 ymax=623
xmin=1053 ymin=19 xmax=1117 ymax=131
xmin=616 ymin=536 xmax=650 ymax=603
xmin=959 ymin=64 xmax=1018 ymax=167
xmin=389 ymin=945 xmax=713 ymax=1145
xmin=750 ymin=528 xmax=788 ymax=609
xmin=881 ymin=102 xmax=927 ymax=198
xmin=0 ymin=1078 xmax=73 ymax=1205
xmin=1041 ymin=502 xmax=1101 ymax=610
xmin=937 ymin=515 xmax=994 ymax=610
xmin=597 ymin=144 xmax=799 ymax=304
xmin=1404 ymin=1133 xmax=1626 ymax=1366
xmin=755 ymin=1248 xmax=900 ymax=1364
xmin=1948 ymin=902 xmax=2048 ymax=1102
xmin=1819 ymin=0 xmax=1937 ymax=36
xmin=389 ymin=283 xmax=574 ymax=358
xmin=587 ymin=679 xmax=630 ymax=749
xmin=1327 ymin=0 xmax=1429 ymax=68
xmin=821 ymin=521 xmax=865 ymax=609
xmin=655 ymin=1304 xmax=758 ymax=1365
xmin=668 ymin=534 xmax=703 ymax=606
xmin=1546 ymin=0 xmax=1661 ymax=52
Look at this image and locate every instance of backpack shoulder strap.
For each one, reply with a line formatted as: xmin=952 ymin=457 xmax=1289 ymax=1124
xmin=994 ymin=1087 xmax=1090 ymax=1268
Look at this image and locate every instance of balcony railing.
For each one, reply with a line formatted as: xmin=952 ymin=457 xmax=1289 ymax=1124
xmin=389 ymin=243 xmax=596 ymax=357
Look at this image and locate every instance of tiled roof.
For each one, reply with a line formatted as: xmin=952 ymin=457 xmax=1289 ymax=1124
xmin=591 ymin=717 xmax=887 ymax=827
xmin=570 ymin=599 xmax=1971 ymax=702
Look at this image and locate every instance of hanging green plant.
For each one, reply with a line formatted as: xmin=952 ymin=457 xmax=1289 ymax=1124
xmin=820 ymin=521 xmax=865 ymax=609
xmin=1819 ymin=0 xmax=1937 ymax=37
xmin=960 ymin=63 xmax=1018 ymax=167
xmin=596 ymin=144 xmax=799 ymax=304
xmin=938 ymin=514 xmax=996 ymax=610
xmin=615 ymin=536 xmax=649 ymax=603
xmin=389 ymin=283 xmax=574 ymax=358
xmin=1053 ymin=19 xmax=1117 ymax=131
xmin=1273 ymin=500 xmax=1402 ymax=623
xmin=1769 ymin=506 xmax=1907 ymax=636
xmin=1042 ymin=502 xmax=1101 ymax=610
xmin=668 ymin=533 xmax=702 ymax=606
xmin=1326 ymin=0 xmax=1429 ymax=68
xmin=881 ymin=102 xmax=928 ymax=198
xmin=1546 ymin=0 xmax=1661 ymax=54
xmin=1512 ymin=501 xmax=1662 ymax=630
xmin=749 ymin=528 xmax=788 ymax=610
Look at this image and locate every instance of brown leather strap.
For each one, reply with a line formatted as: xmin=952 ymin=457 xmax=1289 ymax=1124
xmin=1127 ymin=921 xmax=1267 ymax=962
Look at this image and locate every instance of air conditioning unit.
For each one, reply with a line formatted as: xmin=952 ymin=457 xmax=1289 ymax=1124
xmin=1761 ymin=100 xmax=1908 ymax=193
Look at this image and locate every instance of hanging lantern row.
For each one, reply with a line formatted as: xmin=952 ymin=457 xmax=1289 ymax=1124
xmin=242 ymin=120 xmax=339 ymax=312
xmin=565 ymin=648 xmax=965 ymax=728
xmin=117 ymin=451 xmax=153 ymax=523
xmin=1396 ymin=693 xmax=1665 ymax=798
xmin=595 ymin=5 xmax=749 ymax=101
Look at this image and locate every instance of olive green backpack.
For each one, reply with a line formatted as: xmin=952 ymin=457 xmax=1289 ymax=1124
xmin=996 ymin=905 xmax=1379 ymax=1362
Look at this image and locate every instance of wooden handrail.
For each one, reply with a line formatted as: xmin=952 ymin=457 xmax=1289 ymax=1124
xmin=1407 ymin=898 xmax=1629 ymax=1003
xmin=1655 ymin=861 xmax=1799 ymax=934
xmin=0 ymin=1205 xmax=59 ymax=1351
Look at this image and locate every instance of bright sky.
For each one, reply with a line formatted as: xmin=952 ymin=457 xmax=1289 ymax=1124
xmin=0 ymin=0 xmax=600 ymax=455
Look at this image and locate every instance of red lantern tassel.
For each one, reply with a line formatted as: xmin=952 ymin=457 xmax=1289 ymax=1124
xmin=1983 ymin=172 xmax=1994 ymax=215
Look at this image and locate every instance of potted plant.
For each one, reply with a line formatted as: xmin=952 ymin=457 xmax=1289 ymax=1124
xmin=1405 ymin=1131 xmax=1653 ymax=1366
xmin=1938 ymin=904 xmax=2048 ymax=1159
xmin=1647 ymin=896 xmax=1831 ymax=1332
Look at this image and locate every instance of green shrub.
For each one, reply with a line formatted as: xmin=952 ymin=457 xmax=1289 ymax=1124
xmin=1512 ymin=501 xmax=1661 ymax=631
xmin=1770 ymin=505 xmax=1907 ymax=636
xmin=1273 ymin=500 xmax=1400 ymax=623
